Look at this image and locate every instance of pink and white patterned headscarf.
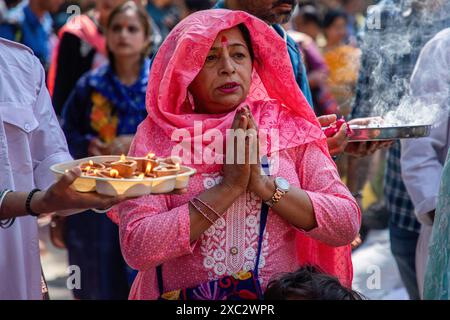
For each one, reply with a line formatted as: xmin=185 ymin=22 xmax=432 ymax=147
xmin=130 ymin=9 xmax=329 ymax=172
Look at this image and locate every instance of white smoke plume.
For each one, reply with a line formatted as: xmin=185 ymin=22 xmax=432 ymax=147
xmin=353 ymin=0 xmax=450 ymax=127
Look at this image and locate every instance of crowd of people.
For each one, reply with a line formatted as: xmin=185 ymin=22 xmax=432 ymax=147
xmin=1 ymin=0 xmax=450 ymax=301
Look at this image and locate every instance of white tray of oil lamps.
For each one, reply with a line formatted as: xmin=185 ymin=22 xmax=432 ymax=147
xmin=50 ymin=155 xmax=196 ymax=197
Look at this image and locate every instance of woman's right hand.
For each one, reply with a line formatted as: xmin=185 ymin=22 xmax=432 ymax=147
xmin=221 ymin=107 xmax=251 ymax=194
xmin=319 ymin=114 xmax=350 ymax=156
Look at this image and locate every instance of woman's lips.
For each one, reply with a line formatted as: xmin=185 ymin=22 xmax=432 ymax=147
xmin=217 ymin=82 xmax=240 ymax=94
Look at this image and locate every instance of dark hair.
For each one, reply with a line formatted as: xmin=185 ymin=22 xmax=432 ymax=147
xmin=264 ymin=265 xmax=365 ymax=300
xmin=185 ymin=0 xmax=213 ymax=12
xmin=237 ymin=23 xmax=255 ymax=62
xmin=298 ymin=4 xmax=322 ymax=27
xmin=106 ymin=1 xmax=153 ymax=68
xmin=323 ymin=9 xmax=348 ymax=30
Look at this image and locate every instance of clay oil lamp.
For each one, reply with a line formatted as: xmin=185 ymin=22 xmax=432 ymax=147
xmin=142 ymin=161 xmax=155 ymax=178
xmin=134 ymin=153 xmax=159 ymax=174
xmin=94 ymin=168 xmax=121 ymax=179
xmin=102 ymin=160 xmax=116 ymax=168
xmin=85 ymin=168 xmax=101 ymax=177
xmin=109 ymin=169 xmax=121 ymax=179
xmin=96 ymin=168 xmax=110 ymax=178
xmin=79 ymin=160 xmax=105 ymax=173
xmin=95 ymin=168 xmax=120 ymax=179
xmin=110 ymin=155 xmax=137 ymax=178
xmin=153 ymin=163 xmax=181 ymax=177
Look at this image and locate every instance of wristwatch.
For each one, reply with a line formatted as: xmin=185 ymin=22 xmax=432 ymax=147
xmin=265 ymin=177 xmax=290 ymax=208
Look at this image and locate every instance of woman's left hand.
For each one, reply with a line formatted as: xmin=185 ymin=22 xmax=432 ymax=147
xmin=243 ymin=107 xmax=271 ymax=197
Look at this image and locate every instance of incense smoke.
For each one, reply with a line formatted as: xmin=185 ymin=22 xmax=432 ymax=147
xmin=353 ymin=0 xmax=450 ymax=127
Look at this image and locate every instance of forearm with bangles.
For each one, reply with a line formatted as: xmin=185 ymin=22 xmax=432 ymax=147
xmin=188 ymin=182 xmax=243 ymax=242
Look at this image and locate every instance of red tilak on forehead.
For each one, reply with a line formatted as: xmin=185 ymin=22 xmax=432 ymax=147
xmin=221 ymin=36 xmax=228 ymax=47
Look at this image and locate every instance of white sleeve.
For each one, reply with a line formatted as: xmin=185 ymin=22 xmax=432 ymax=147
xmin=401 ymin=33 xmax=450 ymax=226
xmin=29 ymin=57 xmax=72 ymax=190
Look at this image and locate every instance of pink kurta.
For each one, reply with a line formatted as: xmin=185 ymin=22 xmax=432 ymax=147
xmin=115 ymin=137 xmax=359 ymax=300
xmin=109 ymin=10 xmax=360 ymax=300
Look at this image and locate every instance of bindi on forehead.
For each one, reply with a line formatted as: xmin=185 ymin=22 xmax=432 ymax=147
xmin=221 ymin=36 xmax=229 ymax=48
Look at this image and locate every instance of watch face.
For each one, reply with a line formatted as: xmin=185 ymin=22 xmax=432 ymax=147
xmin=275 ymin=177 xmax=290 ymax=192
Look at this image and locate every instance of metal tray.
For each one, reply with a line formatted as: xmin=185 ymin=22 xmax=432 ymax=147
xmin=348 ymin=124 xmax=432 ymax=142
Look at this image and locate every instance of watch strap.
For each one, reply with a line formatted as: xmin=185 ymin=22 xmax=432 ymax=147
xmin=265 ymin=187 xmax=286 ymax=208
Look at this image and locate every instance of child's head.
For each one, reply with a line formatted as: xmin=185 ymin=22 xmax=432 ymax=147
xmin=264 ymin=265 xmax=364 ymax=300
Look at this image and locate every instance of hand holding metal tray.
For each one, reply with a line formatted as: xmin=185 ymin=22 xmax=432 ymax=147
xmin=348 ymin=124 xmax=432 ymax=142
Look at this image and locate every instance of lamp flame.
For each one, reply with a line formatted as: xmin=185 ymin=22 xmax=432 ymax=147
xmin=120 ymin=154 xmax=126 ymax=162
xmin=145 ymin=162 xmax=152 ymax=175
xmin=110 ymin=169 xmax=119 ymax=178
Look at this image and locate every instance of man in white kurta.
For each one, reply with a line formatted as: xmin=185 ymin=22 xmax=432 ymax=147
xmin=401 ymin=28 xmax=450 ymax=299
xmin=0 ymin=37 xmax=72 ymax=299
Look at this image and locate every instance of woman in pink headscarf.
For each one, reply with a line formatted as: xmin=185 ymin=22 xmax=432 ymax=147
xmin=111 ymin=9 xmax=360 ymax=300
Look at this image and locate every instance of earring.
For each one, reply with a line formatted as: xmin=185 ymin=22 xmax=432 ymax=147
xmin=186 ymin=91 xmax=195 ymax=111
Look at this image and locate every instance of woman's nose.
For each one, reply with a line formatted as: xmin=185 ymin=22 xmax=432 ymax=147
xmin=220 ymin=56 xmax=236 ymax=75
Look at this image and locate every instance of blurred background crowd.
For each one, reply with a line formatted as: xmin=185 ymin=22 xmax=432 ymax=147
xmin=0 ymin=0 xmax=433 ymax=300
xmin=0 ymin=0 xmax=372 ymax=120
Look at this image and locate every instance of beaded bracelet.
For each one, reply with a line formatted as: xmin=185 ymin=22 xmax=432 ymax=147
xmin=26 ymin=189 xmax=42 ymax=217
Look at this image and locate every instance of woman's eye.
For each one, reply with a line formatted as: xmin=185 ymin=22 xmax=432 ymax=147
xmin=233 ymin=53 xmax=246 ymax=59
xmin=128 ymin=26 xmax=139 ymax=33
xmin=206 ymin=55 xmax=217 ymax=62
